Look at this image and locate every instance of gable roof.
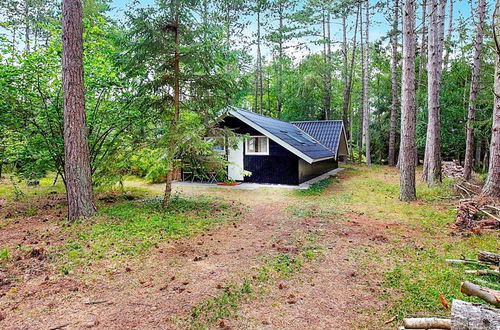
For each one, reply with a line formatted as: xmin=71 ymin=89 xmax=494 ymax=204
xmin=226 ymin=107 xmax=335 ymax=164
xmin=291 ymin=120 xmax=347 ymax=157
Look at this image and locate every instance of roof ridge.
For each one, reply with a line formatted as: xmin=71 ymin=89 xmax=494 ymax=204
xmin=230 ymin=106 xmax=296 ymax=126
xmin=292 ymin=120 xmax=343 ymax=123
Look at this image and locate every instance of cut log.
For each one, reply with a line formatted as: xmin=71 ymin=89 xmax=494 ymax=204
xmin=478 ymin=251 xmax=500 ymax=265
xmin=451 ymin=299 xmax=500 ymax=329
xmin=460 ymin=281 xmax=500 ymax=307
xmin=403 ymin=317 xmax=451 ymax=329
xmin=465 ymin=269 xmax=500 ymax=277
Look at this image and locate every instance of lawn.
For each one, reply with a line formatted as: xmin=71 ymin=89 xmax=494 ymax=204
xmin=0 ymin=166 xmax=498 ymax=328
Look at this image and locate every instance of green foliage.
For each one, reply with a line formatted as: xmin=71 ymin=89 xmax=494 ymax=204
xmin=0 ymin=247 xmax=10 ymax=261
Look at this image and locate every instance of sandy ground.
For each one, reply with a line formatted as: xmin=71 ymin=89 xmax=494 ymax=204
xmin=0 ymin=178 xmax=391 ymax=329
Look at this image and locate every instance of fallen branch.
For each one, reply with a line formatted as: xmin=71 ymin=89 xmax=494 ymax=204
xmin=460 ymin=281 xmax=500 ymax=307
xmin=84 ymin=300 xmax=107 ymax=305
xmin=451 ymin=299 xmax=500 ymax=329
xmin=445 ymin=259 xmax=490 ymax=266
xmin=402 ymin=317 xmax=451 ymax=329
xmin=479 ymin=209 xmax=500 ymax=222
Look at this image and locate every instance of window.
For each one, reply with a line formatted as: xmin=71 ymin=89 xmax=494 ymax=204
xmin=246 ymin=136 xmax=269 ymax=155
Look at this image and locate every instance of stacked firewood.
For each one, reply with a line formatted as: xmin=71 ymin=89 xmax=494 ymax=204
xmin=455 ymin=198 xmax=500 ymax=231
xmin=399 ymin=251 xmax=500 ymax=329
xmin=442 ymin=161 xmax=465 ymax=178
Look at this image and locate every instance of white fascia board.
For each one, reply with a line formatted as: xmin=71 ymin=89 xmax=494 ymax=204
xmin=229 ymin=110 xmax=318 ymax=164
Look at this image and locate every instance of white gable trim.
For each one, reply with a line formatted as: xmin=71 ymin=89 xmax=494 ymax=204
xmin=229 ymin=110 xmax=334 ymax=164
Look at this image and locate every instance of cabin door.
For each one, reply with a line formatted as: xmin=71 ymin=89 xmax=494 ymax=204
xmin=227 ymin=139 xmax=244 ymax=181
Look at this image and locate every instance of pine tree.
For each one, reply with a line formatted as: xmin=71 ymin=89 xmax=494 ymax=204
xmin=400 ymin=0 xmax=417 ymax=201
xmin=62 ymin=0 xmax=96 ymax=220
xmin=463 ymin=0 xmax=487 ymax=180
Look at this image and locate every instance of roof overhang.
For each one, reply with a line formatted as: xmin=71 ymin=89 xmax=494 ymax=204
xmin=228 ymin=109 xmax=334 ymax=164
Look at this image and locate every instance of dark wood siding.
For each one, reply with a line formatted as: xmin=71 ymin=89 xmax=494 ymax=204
xmin=244 ymin=140 xmax=299 ymax=185
xmin=298 ymin=158 xmax=338 ymax=183
xmin=221 ymin=117 xmax=300 ymax=185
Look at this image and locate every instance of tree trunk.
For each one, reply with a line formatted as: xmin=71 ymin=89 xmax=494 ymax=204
xmin=417 ymin=0 xmax=427 ymax=90
xmin=163 ymin=7 xmax=181 ymax=207
xmin=483 ymin=2 xmax=500 ymax=197
xmin=388 ymin=0 xmax=400 ymax=166
xmin=463 ymin=0 xmax=487 ymax=180
xmin=475 ymin=140 xmax=482 ymax=168
xmin=342 ymin=8 xmax=360 ymax=144
xmin=443 ymin=0 xmax=453 ymax=67
xmin=362 ymin=0 xmax=371 ymax=165
xmin=322 ymin=9 xmax=332 ymax=120
xmin=400 ymin=0 xmax=417 ymax=201
xmin=277 ymin=1 xmax=283 ymax=114
xmin=62 ymin=0 xmax=96 ymax=221
xmin=451 ymin=299 xmax=500 ymax=330
xmin=423 ymin=0 xmax=446 ymax=186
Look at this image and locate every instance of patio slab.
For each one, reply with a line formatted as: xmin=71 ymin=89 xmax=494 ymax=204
xmin=172 ymin=168 xmax=344 ymax=190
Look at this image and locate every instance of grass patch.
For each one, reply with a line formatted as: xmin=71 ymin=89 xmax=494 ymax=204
xmin=183 ymin=248 xmax=320 ymax=329
xmin=297 ymin=177 xmax=336 ymax=196
xmin=0 ymin=247 xmax=10 ymax=261
xmin=330 ymin=165 xmax=499 ymax=325
xmin=55 ymin=195 xmax=240 ymax=271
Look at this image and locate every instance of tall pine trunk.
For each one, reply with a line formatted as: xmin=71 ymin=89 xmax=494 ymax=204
xmin=482 ymin=2 xmax=500 ymax=197
xmin=362 ymin=0 xmax=371 ymax=165
xmin=342 ymin=7 xmax=360 ymax=144
xmin=388 ymin=0 xmax=400 ymax=166
xmin=400 ymin=0 xmax=417 ymax=201
xmin=62 ymin=0 xmax=96 ymax=221
xmin=423 ymin=0 xmax=446 ymax=186
xmin=463 ymin=0 xmax=486 ymax=180
xmin=443 ymin=0 xmax=453 ymax=67
xmin=417 ymin=0 xmax=427 ymax=90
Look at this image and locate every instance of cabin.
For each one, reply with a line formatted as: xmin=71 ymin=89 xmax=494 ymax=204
xmin=217 ymin=107 xmax=348 ymax=185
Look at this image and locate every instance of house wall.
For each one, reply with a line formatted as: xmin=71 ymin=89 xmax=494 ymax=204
xmin=244 ymin=139 xmax=299 ymax=185
xmin=298 ymin=158 xmax=338 ymax=183
xmin=221 ymin=117 xmax=300 ymax=185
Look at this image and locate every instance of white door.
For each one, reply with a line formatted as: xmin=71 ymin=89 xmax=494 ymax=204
xmin=227 ymin=139 xmax=244 ymax=181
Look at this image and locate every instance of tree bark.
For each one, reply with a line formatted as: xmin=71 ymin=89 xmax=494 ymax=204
xmin=423 ymin=0 xmax=446 ymax=186
xmin=362 ymin=0 xmax=371 ymax=165
xmin=62 ymin=0 xmax=96 ymax=221
xmin=483 ymin=1 xmax=500 ymax=197
xmin=463 ymin=0 xmax=486 ymax=180
xmin=460 ymin=281 xmax=500 ymax=307
xmin=403 ymin=317 xmax=451 ymax=329
xmin=163 ymin=4 xmax=181 ymax=207
xmin=400 ymin=0 xmax=417 ymax=201
xmin=417 ymin=0 xmax=427 ymax=90
xmin=342 ymin=7 xmax=360 ymax=145
xmin=451 ymin=299 xmax=500 ymax=330
xmin=388 ymin=0 xmax=400 ymax=166
xmin=443 ymin=0 xmax=453 ymax=67
xmin=478 ymin=251 xmax=500 ymax=265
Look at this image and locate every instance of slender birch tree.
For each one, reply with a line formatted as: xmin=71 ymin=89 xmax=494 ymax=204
xmin=400 ymin=0 xmax=417 ymax=201
xmin=422 ymin=0 xmax=446 ymax=185
xmin=62 ymin=0 xmax=97 ymax=220
xmin=463 ymin=0 xmax=487 ymax=180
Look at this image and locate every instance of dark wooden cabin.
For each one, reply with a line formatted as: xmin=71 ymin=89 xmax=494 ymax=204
xmin=217 ymin=107 xmax=348 ymax=185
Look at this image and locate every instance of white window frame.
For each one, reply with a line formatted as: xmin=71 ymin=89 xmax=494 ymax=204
xmin=245 ymin=136 xmax=269 ymax=156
